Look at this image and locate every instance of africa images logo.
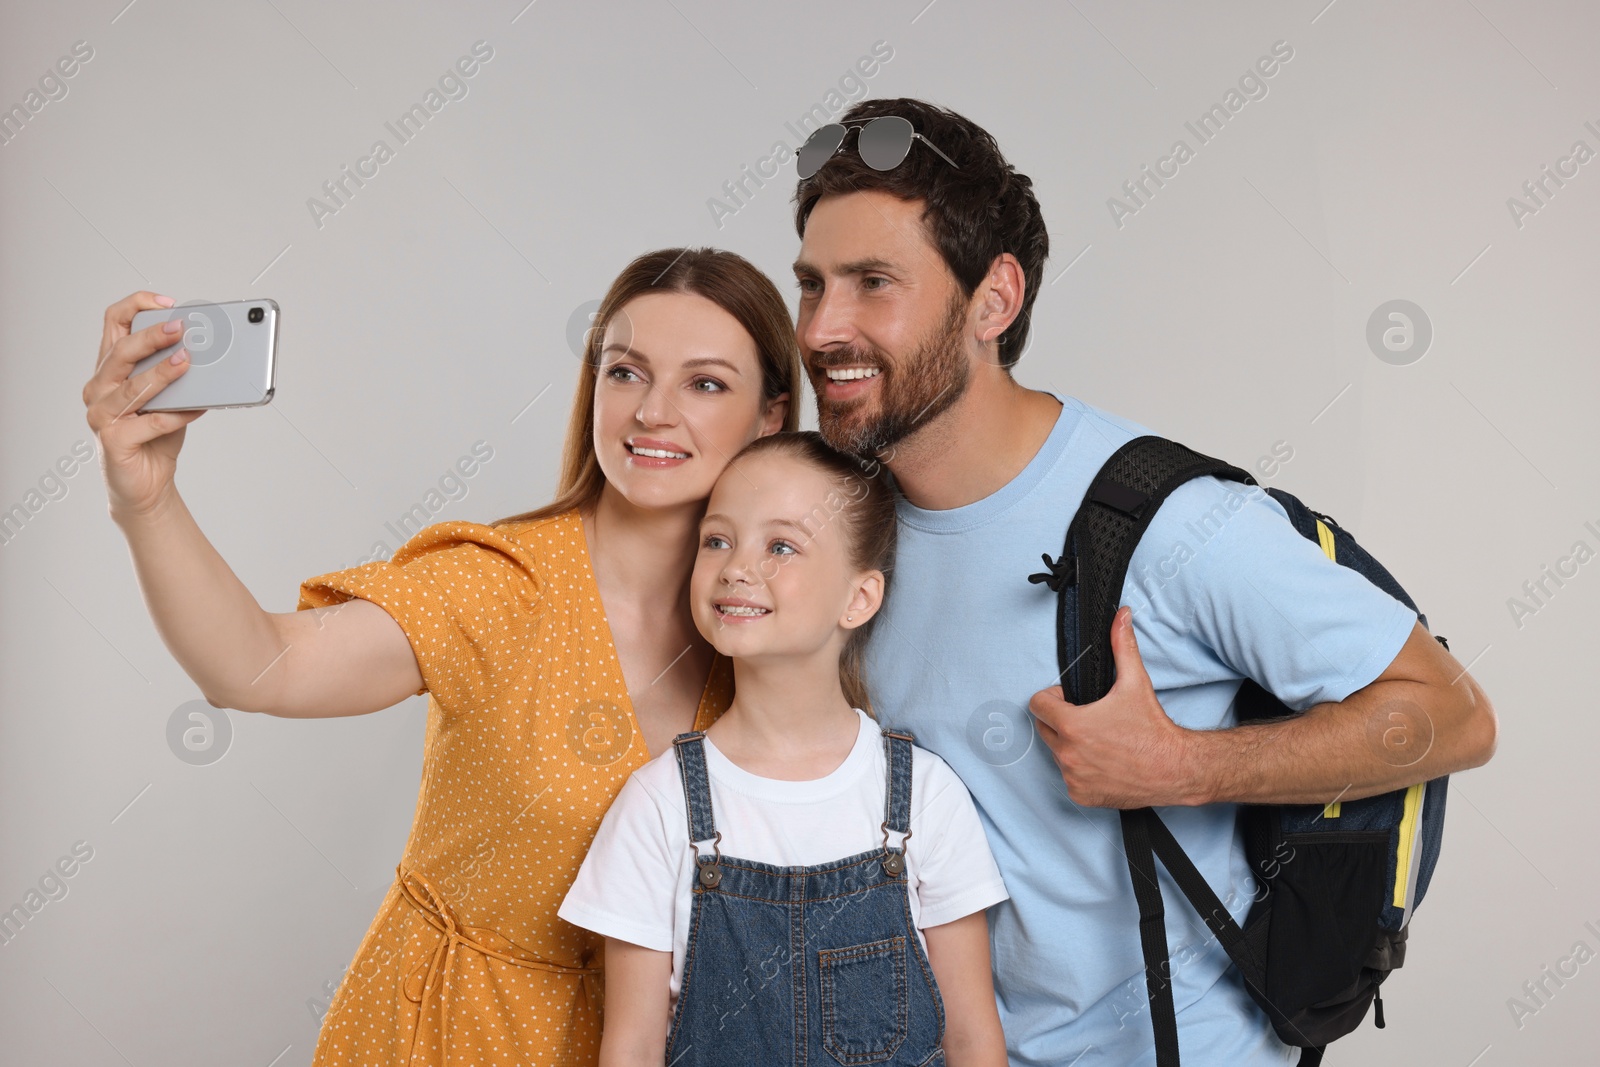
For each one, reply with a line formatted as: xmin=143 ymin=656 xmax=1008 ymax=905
xmin=167 ymin=699 xmax=233 ymax=766
xmin=1366 ymin=300 xmax=1433 ymax=366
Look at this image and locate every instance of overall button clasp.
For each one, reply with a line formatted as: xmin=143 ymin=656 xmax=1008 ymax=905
xmin=691 ymin=830 xmax=724 ymax=889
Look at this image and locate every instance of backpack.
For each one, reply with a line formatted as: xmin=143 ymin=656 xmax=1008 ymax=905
xmin=1026 ymin=436 xmax=1449 ymax=1067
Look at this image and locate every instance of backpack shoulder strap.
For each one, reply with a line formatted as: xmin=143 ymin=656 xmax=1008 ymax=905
xmin=1038 ymin=436 xmax=1255 ymax=1067
xmin=1060 ymin=435 xmax=1254 ymax=704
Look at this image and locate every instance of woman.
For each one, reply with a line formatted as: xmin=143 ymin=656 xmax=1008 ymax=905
xmin=82 ymin=247 xmax=801 ymax=1064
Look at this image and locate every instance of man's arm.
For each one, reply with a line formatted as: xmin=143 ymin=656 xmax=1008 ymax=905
xmin=1192 ymin=615 xmax=1496 ymax=804
xmin=1030 ymin=606 xmax=1498 ymax=808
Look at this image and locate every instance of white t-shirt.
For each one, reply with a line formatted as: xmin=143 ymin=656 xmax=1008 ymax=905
xmin=558 ymin=709 xmax=1009 ymax=1002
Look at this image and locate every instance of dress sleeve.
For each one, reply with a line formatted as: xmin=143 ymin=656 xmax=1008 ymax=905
xmin=295 ymin=520 xmax=544 ymax=712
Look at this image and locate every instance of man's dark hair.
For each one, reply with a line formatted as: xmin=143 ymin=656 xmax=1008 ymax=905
xmin=792 ymin=98 xmax=1049 ymax=368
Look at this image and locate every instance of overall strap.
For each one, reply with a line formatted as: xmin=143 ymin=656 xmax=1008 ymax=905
xmin=881 ymin=729 xmax=915 ymax=835
xmin=671 ymin=732 xmax=718 ymax=844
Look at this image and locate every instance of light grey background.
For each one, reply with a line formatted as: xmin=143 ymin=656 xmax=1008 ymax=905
xmin=2 ymin=1 xmax=1595 ymax=1064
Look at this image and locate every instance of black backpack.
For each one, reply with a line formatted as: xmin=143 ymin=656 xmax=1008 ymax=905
xmin=1028 ymin=436 xmax=1449 ymax=1067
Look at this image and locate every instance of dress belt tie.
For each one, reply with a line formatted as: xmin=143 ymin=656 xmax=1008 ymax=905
xmin=392 ymin=863 xmax=602 ymax=1058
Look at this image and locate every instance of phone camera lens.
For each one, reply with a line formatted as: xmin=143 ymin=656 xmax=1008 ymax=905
xmin=248 ymin=307 xmax=264 ymax=323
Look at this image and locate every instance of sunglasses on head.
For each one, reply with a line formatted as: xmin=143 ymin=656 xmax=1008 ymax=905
xmin=795 ymin=115 xmax=960 ymax=180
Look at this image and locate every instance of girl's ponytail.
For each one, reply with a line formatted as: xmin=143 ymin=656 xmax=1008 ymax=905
xmin=839 ymin=631 xmax=877 ymax=720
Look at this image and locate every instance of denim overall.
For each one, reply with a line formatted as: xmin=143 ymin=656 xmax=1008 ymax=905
xmin=663 ymin=727 xmax=946 ymax=1067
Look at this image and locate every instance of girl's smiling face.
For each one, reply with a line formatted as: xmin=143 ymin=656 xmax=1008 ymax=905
xmin=691 ymin=450 xmax=883 ymax=662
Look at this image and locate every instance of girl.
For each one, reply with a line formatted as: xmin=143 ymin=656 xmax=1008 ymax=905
xmin=82 ymin=247 xmax=801 ymax=1064
xmin=560 ymin=432 xmax=1009 ymax=1066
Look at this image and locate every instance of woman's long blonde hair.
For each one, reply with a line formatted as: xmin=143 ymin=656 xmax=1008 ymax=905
xmin=490 ymin=247 xmax=804 ymax=528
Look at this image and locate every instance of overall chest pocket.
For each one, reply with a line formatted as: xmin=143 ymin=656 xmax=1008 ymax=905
xmin=819 ymin=935 xmax=909 ymax=1064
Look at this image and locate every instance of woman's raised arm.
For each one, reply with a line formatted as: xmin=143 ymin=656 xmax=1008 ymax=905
xmin=86 ymin=291 xmax=424 ymax=717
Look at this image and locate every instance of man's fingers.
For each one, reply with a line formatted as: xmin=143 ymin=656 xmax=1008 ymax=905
xmin=1028 ymin=686 xmax=1072 ymax=726
xmin=1109 ymin=605 xmax=1153 ymax=693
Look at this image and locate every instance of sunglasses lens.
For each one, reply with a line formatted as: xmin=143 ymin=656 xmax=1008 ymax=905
xmin=858 ymin=116 xmax=914 ymax=171
xmin=797 ymin=124 xmax=848 ymax=179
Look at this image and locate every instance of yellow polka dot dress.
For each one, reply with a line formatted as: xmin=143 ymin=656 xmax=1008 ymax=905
xmin=295 ymin=508 xmax=733 ymax=1065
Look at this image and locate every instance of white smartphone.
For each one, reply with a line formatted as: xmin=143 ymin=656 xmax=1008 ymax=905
xmin=129 ymin=299 xmax=278 ymax=412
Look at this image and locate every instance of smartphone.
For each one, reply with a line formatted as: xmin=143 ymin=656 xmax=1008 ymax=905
xmin=129 ymin=299 xmax=278 ymax=412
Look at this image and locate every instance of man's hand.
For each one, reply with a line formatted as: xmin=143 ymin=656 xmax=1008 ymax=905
xmin=1031 ymin=605 xmax=1497 ymax=809
xmin=1029 ymin=606 xmax=1203 ymax=809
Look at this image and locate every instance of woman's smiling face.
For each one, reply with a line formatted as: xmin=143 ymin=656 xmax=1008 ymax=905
xmin=592 ymin=290 xmax=786 ymax=511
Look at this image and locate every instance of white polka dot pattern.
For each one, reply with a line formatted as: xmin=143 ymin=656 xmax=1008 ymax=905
xmin=294 ymin=508 xmax=734 ymax=1065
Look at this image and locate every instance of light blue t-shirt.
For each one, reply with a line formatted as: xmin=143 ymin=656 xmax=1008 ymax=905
xmin=861 ymin=392 xmax=1416 ymax=1067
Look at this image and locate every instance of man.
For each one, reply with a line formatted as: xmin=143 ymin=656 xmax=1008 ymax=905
xmin=788 ymin=98 xmax=1496 ymax=1065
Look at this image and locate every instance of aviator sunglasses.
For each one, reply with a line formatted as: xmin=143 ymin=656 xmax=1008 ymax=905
xmin=795 ymin=115 xmax=960 ymax=179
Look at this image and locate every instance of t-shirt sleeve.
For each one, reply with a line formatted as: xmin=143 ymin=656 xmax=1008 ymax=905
xmin=295 ymin=520 xmax=544 ymax=711
xmin=910 ymin=752 xmax=1009 ymax=929
xmin=558 ymin=769 xmax=682 ymax=952
xmin=1131 ymin=477 xmax=1417 ymax=712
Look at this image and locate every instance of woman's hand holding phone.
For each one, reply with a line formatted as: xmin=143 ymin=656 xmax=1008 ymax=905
xmin=83 ymin=291 xmax=206 ymax=523
xmin=82 ymin=289 xmax=423 ymax=717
